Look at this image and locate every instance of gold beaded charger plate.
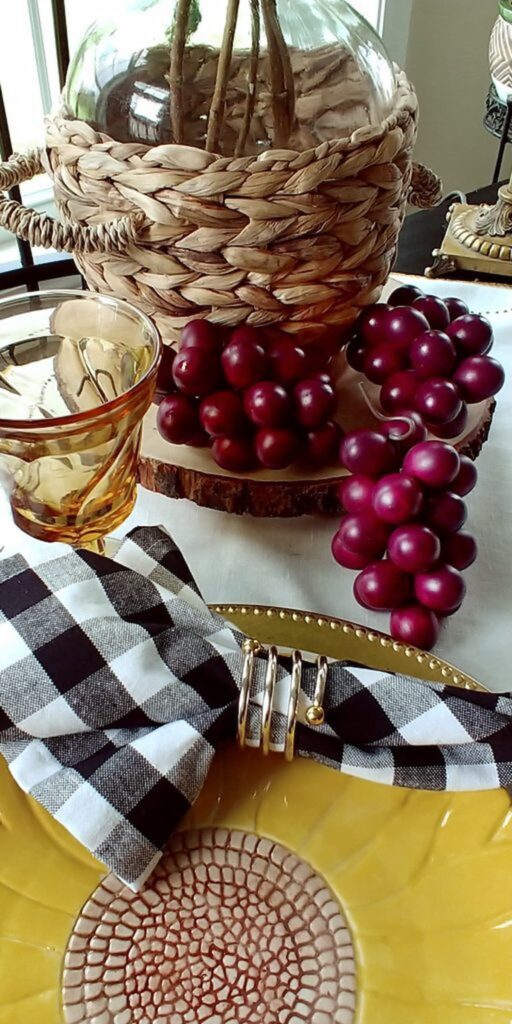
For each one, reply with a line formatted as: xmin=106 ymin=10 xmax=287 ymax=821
xmin=3 ymin=609 xmax=512 ymax=1024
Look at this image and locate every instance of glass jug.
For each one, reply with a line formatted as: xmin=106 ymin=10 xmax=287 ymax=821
xmin=65 ymin=0 xmax=397 ymax=155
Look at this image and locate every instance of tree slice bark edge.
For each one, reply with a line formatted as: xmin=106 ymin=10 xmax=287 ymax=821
xmin=138 ymin=400 xmax=495 ymax=518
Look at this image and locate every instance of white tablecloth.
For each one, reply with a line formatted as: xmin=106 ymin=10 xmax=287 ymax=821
xmin=2 ymin=275 xmax=511 ymax=692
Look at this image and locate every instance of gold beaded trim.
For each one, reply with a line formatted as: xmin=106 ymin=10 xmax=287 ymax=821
xmin=213 ymin=605 xmax=487 ymax=693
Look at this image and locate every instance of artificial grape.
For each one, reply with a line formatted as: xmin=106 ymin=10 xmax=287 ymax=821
xmin=221 ymin=339 xmax=268 ymax=390
xmin=380 ymin=370 xmax=420 ymax=413
xmin=414 ymin=564 xmax=466 ymax=615
xmin=180 ymin=319 xmax=220 ymax=353
xmin=321 ymin=330 xmax=344 ymax=360
xmin=346 ymin=337 xmax=367 ymax=372
xmin=212 ymin=436 xmax=256 ymax=472
xmin=331 ymin=533 xmax=372 ymax=570
xmin=354 ymin=561 xmax=412 ymax=611
xmin=442 ymin=531 xmax=478 ymax=570
xmin=409 ymin=330 xmax=457 ymax=378
xmin=390 ymin=604 xmax=440 ymax=650
xmin=447 ymin=314 xmax=493 ymax=356
xmin=230 ymin=325 xmax=264 ymax=347
xmin=156 ymin=393 xmax=200 ymax=445
xmin=428 ymin=403 xmax=468 ymax=439
xmin=255 ymin=427 xmax=299 ymax=469
xmin=444 ymin=297 xmax=469 ymax=321
xmin=413 ymin=295 xmax=450 ymax=330
xmin=426 ymin=491 xmax=467 ymax=535
xmin=188 ymin=428 xmax=211 ymax=448
xmin=403 ymin=440 xmax=460 ymax=488
xmin=338 ymin=474 xmax=375 ymax=513
xmin=380 ymin=306 xmax=430 ymax=351
xmin=303 ymin=332 xmax=341 ymax=372
xmin=372 ymin=473 xmax=424 ymax=524
xmin=267 ymin=337 xmax=307 ymax=384
xmin=450 ymin=455 xmax=477 ymax=496
xmin=310 ymin=371 xmax=334 ymax=385
xmin=388 ymin=284 xmax=423 ymax=307
xmin=388 ymin=524 xmax=441 ymax=573
xmin=172 ymin=348 xmax=222 ymax=397
xmin=358 ymin=303 xmax=391 ymax=346
xmin=340 ymin=430 xmax=396 ymax=477
xmin=379 ymin=410 xmax=428 ymax=449
xmin=340 ymin=326 xmax=358 ymax=349
xmin=339 ymin=511 xmax=390 ymax=558
xmin=303 ymin=422 xmax=342 ymax=467
xmin=363 ymin=344 xmax=407 ymax=384
xmin=453 ymin=355 xmax=505 ymax=403
xmin=199 ymin=391 xmax=246 ymax=438
xmin=156 ymin=344 xmax=176 ymax=393
xmin=415 ymin=378 xmax=463 ymax=425
xmin=244 ymin=381 xmax=291 ymax=428
xmin=294 ymin=379 xmax=336 ymax=428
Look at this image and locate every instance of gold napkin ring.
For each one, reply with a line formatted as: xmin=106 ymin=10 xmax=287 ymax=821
xmin=306 ymin=656 xmax=327 ymax=727
xmin=285 ymin=650 xmax=302 ymax=762
xmin=238 ymin=639 xmax=261 ymax=749
xmin=261 ymin=646 xmax=278 ymax=756
xmin=239 ymin=641 xmax=303 ymax=758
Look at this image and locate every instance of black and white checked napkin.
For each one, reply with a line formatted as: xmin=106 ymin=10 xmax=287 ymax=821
xmin=0 ymin=525 xmax=511 ymax=890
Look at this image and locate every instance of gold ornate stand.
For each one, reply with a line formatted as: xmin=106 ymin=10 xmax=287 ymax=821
xmin=428 ymin=178 xmax=512 ymax=278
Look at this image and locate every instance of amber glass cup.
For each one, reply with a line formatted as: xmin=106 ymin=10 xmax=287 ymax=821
xmin=0 ymin=291 xmax=161 ymax=547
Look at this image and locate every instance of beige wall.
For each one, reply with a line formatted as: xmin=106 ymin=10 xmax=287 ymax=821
xmin=400 ymin=0 xmax=500 ymax=194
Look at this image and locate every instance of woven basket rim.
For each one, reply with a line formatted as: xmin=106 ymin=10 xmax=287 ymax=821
xmin=53 ymin=67 xmax=417 ymax=170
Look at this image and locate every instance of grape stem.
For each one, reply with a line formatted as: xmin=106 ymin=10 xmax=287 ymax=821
xmin=235 ymin=0 xmax=261 ymax=156
xmin=358 ymin=382 xmax=416 ymax=441
xmin=168 ymin=0 xmax=192 ymax=144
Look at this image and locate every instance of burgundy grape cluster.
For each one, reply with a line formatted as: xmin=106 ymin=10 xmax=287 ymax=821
xmin=155 ymin=321 xmax=342 ymax=472
xmin=153 ymin=288 xmax=502 ymax=653
xmin=347 ymin=284 xmax=505 ymax=438
xmin=334 ymin=428 xmax=478 ymax=650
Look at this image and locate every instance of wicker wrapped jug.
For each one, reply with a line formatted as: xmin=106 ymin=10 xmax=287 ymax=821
xmin=0 ymin=0 xmax=441 ymax=345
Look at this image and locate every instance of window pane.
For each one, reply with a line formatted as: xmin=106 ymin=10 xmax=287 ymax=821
xmin=65 ymin=0 xmax=127 ymax=51
xmin=0 ymin=4 xmax=46 ymax=152
xmin=39 ymin=0 xmax=64 ymax=105
xmin=347 ymin=1 xmax=381 ymax=29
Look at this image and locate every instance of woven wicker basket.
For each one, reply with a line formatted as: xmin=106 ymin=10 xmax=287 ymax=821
xmin=0 ymin=70 xmax=440 ymax=344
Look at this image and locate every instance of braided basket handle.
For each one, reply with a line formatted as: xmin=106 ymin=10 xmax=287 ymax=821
xmin=0 ymin=149 xmax=444 ymax=253
xmin=410 ymin=161 xmax=443 ymax=209
xmin=0 ymin=149 xmax=144 ymax=254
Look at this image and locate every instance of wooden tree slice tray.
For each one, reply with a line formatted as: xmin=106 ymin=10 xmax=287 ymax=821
xmin=139 ymin=357 xmax=495 ymax=517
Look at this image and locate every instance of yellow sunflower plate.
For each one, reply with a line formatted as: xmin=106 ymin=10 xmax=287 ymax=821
xmin=0 ymin=610 xmax=511 ymax=1024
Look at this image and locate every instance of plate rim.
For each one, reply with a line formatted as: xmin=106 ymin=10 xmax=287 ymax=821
xmin=211 ymin=602 xmax=488 ymax=693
